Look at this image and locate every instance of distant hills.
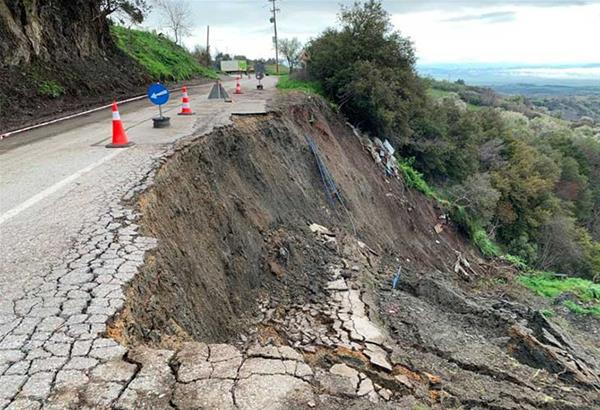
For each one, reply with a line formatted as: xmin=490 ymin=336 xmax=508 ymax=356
xmin=417 ymin=63 xmax=600 ymax=95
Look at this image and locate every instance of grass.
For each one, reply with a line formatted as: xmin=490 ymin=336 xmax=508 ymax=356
xmin=111 ymin=25 xmax=218 ymax=81
xmin=265 ymin=64 xmax=289 ymax=76
xmin=563 ymin=301 xmax=600 ymax=316
xmin=276 ymin=75 xmax=324 ymax=96
xmin=519 ymin=272 xmax=600 ymax=317
xmin=518 ymin=273 xmax=600 ymax=301
xmin=451 ymin=205 xmax=500 ymax=257
xmin=472 ymin=226 xmax=501 ymax=257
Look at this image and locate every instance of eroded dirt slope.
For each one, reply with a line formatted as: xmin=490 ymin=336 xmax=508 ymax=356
xmin=107 ymin=93 xmax=599 ymax=409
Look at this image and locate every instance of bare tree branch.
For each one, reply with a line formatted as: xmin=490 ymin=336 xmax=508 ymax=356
xmin=154 ymin=0 xmax=192 ymax=45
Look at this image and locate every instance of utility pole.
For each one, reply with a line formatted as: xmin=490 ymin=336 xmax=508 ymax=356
xmin=268 ymin=0 xmax=279 ymax=74
xmin=206 ymin=25 xmax=210 ymax=67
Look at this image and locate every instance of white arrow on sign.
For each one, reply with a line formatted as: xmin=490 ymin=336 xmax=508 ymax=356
xmin=151 ymin=89 xmax=168 ymax=99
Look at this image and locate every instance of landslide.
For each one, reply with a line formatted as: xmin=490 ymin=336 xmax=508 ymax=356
xmin=112 ymin=92 xmax=599 ymax=408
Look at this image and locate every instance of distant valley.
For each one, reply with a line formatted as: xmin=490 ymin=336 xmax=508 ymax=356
xmin=419 ymin=63 xmax=600 ymax=122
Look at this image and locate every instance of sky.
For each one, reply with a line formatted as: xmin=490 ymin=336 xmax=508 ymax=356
xmin=144 ymin=0 xmax=600 ymax=66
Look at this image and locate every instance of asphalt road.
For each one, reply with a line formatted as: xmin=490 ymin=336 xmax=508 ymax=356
xmin=0 ymin=75 xmax=276 ymax=407
xmin=0 ymin=74 xmax=274 ymax=348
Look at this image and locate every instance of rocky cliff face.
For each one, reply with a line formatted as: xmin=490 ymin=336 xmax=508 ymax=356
xmin=0 ymin=1 xmax=148 ymax=133
xmin=0 ymin=0 xmax=112 ymax=66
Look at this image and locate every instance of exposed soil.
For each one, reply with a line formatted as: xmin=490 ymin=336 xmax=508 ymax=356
xmin=109 ymin=92 xmax=600 ymax=408
xmin=1 ymin=1 xmax=149 ymax=134
xmin=0 ymin=58 xmax=213 ymax=135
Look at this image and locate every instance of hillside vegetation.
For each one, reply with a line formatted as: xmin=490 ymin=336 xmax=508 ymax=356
xmin=111 ymin=26 xmax=217 ymax=81
xmin=0 ymin=5 xmax=217 ymax=133
xmin=299 ymin=0 xmax=600 ymax=290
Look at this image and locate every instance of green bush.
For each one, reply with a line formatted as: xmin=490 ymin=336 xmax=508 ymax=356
xmin=397 ymin=159 xmax=438 ymax=199
xmin=501 ymin=254 xmax=528 ymax=270
xmin=38 ymin=80 xmax=64 ymax=98
xmin=396 ymin=158 xmax=501 ymax=257
xmin=111 ymin=26 xmax=218 ymax=81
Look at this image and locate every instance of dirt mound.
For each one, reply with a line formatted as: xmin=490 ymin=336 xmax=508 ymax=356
xmin=109 ymin=93 xmax=599 ymax=408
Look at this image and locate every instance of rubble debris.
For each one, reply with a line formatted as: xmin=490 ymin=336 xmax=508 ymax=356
xmin=309 ymin=223 xmax=334 ymax=236
xmin=362 ymin=137 xmax=400 ymax=177
xmin=508 ymin=319 xmax=600 ymax=388
xmin=454 ymin=252 xmax=476 ymax=280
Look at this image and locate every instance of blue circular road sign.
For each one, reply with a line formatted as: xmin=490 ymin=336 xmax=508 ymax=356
xmin=147 ymin=83 xmax=170 ymax=106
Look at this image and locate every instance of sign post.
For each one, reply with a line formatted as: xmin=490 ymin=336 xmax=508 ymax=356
xmin=147 ymin=83 xmax=170 ymax=128
xmin=255 ymin=62 xmax=265 ymax=90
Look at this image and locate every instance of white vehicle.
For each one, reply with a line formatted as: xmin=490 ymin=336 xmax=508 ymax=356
xmin=220 ymin=60 xmax=248 ymax=72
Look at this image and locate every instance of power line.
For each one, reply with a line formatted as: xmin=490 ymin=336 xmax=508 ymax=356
xmin=268 ymin=0 xmax=280 ymax=74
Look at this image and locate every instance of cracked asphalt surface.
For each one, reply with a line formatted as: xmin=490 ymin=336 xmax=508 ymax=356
xmin=0 ymin=76 xmax=274 ymax=408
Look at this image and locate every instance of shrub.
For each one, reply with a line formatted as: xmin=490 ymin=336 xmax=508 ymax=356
xmin=451 ymin=205 xmax=500 ymax=257
xmin=541 ymin=309 xmax=555 ymax=318
xmin=536 ymin=216 xmax=587 ymax=275
xmin=501 ymin=254 xmax=528 ymax=270
xmin=472 ymin=227 xmax=501 ymax=257
xmin=37 ymin=80 xmax=64 ymax=98
xmin=397 ymin=159 xmax=438 ymax=199
xmin=398 ymin=158 xmax=501 ymax=257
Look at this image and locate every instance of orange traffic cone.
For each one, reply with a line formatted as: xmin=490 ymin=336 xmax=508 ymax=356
xmin=106 ymin=101 xmax=133 ymax=148
xmin=235 ymin=76 xmax=243 ymax=94
xmin=178 ymin=86 xmax=193 ymax=115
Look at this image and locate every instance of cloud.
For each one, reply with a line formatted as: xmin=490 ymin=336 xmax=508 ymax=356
xmin=384 ymin=0 xmax=589 ymax=13
xmin=142 ymin=0 xmax=598 ymax=63
xmin=441 ymin=11 xmax=516 ymax=23
xmin=147 ymin=0 xmax=590 ymax=30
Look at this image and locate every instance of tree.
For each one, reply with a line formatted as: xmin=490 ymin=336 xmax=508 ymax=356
xmin=448 ymin=173 xmax=501 ymax=229
xmin=278 ymin=38 xmax=302 ymax=73
xmin=306 ymin=0 xmax=423 ymax=143
xmin=536 ymin=216 xmax=587 ymax=275
xmin=154 ymin=0 xmax=192 ymax=45
xmin=99 ymin=0 xmax=151 ymax=24
xmin=192 ymin=45 xmax=211 ymax=67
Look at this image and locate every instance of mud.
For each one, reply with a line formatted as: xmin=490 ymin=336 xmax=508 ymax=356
xmin=110 ymin=92 xmax=599 ymax=408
